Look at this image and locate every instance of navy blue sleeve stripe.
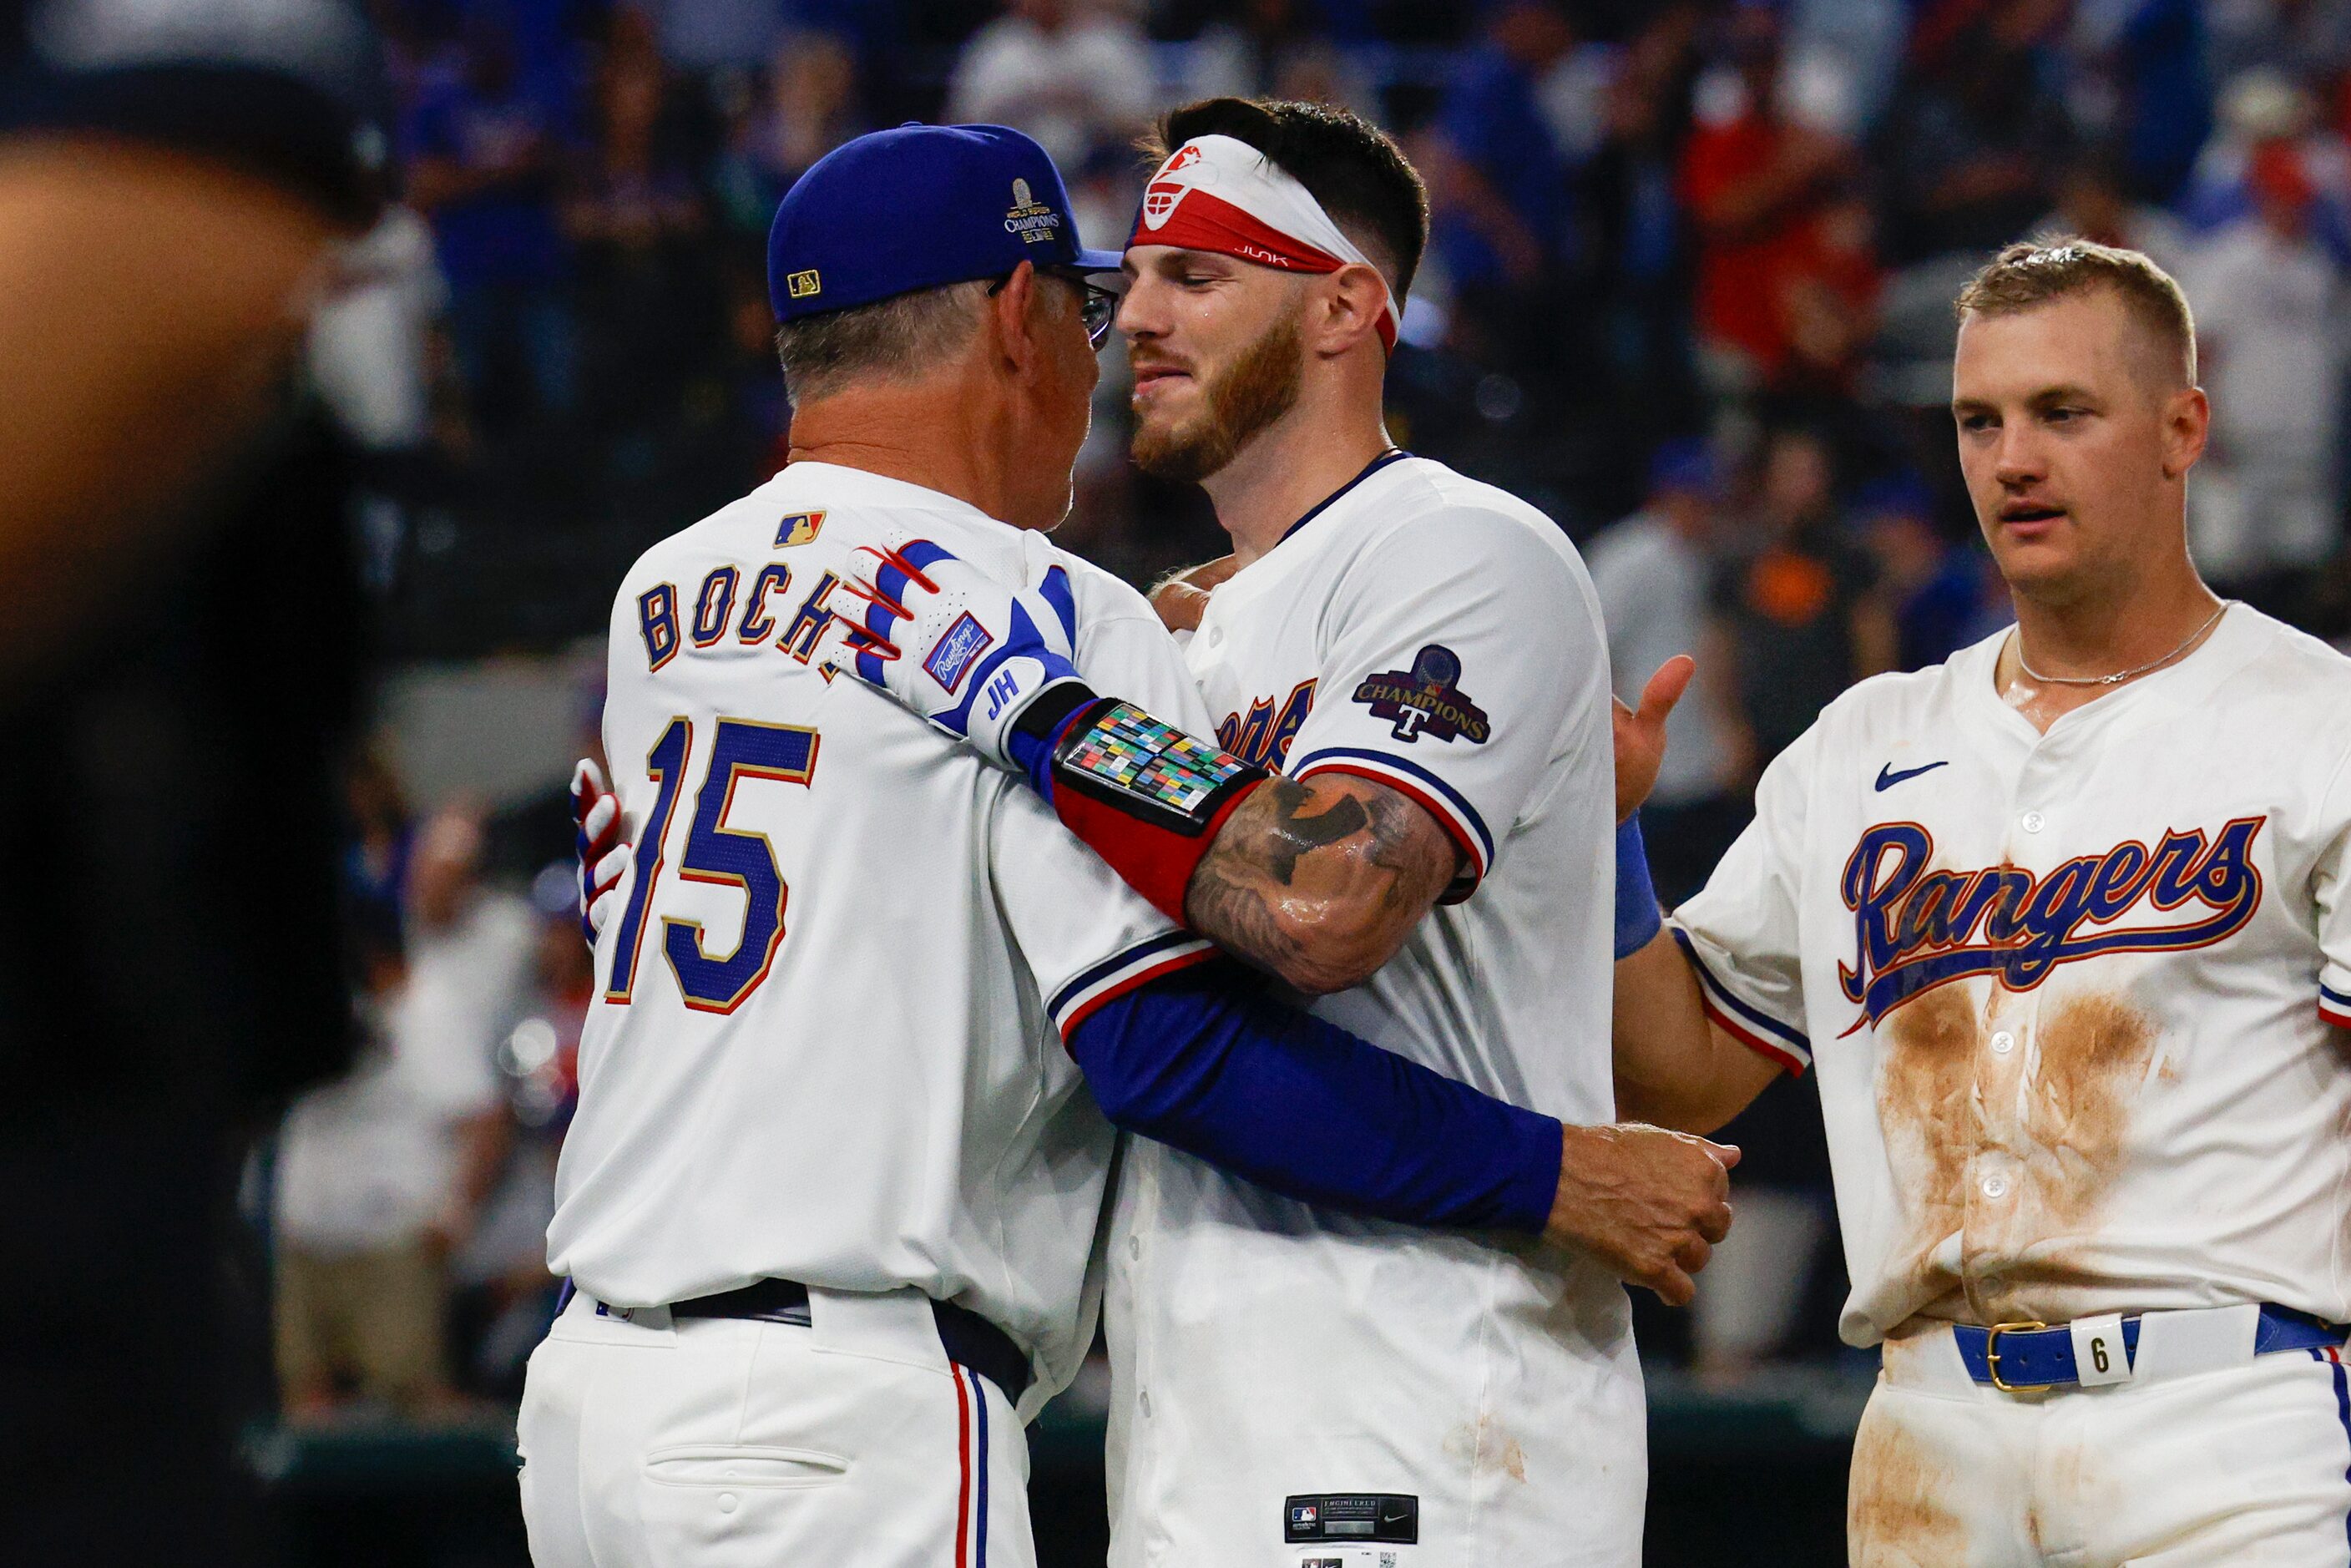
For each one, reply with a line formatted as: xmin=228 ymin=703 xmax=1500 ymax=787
xmin=1050 ymin=929 xmax=1206 ymax=1019
xmin=1669 ymin=927 xmax=1810 ymax=1052
xmin=2323 ymin=982 xmax=2351 ymax=1008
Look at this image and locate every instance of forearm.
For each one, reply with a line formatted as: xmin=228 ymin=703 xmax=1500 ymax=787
xmin=1612 ymin=928 xmax=1777 ymax=1134
xmin=1007 ymin=689 xmax=1456 ymax=995
xmin=1069 ymin=964 xmax=1563 ymax=1232
xmin=1182 ymin=773 xmax=1456 ymax=994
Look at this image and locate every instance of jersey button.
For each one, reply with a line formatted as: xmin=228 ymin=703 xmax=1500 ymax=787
xmin=1990 ymin=1030 xmax=2015 ymax=1056
xmin=1128 ymin=1235 xmax=1140 ymax=1260
xmin=1981 ymin=1173 xmax=2010 ymax=1199
xmin=2020 ymin=811 xmax=2046 ymax=834
xmin=1140 ymin=1388 xmax=1152 ymax=1418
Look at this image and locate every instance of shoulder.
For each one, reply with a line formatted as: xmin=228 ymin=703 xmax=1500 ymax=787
xmin=1801 ymin=630 xmax=1999 ymax=752
xmin=2225 ymin=610 xmax=2351 ymax=756
xmin=612 ymin=493 xmax=766 ymax=605
xmin=1022 ymin=533 xmax=1162 ymax=628
xmin=1349 ymin=459 xmax=1582 ymax=580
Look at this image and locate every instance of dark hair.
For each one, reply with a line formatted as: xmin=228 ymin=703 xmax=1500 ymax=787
xmin=1145 ymin=98 xmax=1430 ymax=300
xmin=1955 ymin=237 xmax=2197 ymax=387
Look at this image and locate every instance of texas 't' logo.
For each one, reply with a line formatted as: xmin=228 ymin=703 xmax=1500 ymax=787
xmin=1838 ymin=817 xmax=2267 ymax=1032
xmin=1351 ymin=645 xmax=1489 ymax=744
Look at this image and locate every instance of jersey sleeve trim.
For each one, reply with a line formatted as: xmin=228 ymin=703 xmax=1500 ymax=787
xmin=1670 ymin=927 xmax=1811 ymax=1075
xmin=1290 ymin=746 xmax=1495 ymax=898
xmin=1049 ymin=931 xmax=1219 ymax=1041
xmin=2322 ymin=982 xmax=2351 ymax=1031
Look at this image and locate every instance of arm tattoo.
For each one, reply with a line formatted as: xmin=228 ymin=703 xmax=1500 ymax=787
xmin=1259 ymin=781 xmax=1368 ymax=883
xmin=1182 ymin=773 xmax=1459 ymax=993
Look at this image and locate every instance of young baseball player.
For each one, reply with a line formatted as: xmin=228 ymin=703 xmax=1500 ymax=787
xmin=820 ymin=99 xmax=1700 ymax=1566
xmin=533 ymin=123 xmax=1731 ymax=1568
xmin=1609 ymin=239 xmax=2351 ymax=1563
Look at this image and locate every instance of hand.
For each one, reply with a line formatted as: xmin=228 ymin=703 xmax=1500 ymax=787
xmin=572 ymin=758 xmax=631 ymax=941
xmin=819 ymin=538 xmax=1087 ymax=771
xmin=1612 ymin=655 xmax=1693 ymax=823
xmin=1545 ymin=1121 xmax=1738 ymax=1307
xmin=1148 ymin=554 xmax=1238 ymax=634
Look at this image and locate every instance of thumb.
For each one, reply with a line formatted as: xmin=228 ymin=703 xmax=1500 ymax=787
xmin=1704 ymin=1140 xmax=1742 ymax=1170
xmin=1638 ymin=655 xmax=1696 ymax=726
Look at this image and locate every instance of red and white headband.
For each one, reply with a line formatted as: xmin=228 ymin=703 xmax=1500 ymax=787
xmin=1129 ymin=134 xmax=1398 ymax=352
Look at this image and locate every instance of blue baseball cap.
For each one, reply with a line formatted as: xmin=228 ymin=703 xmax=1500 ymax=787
xmin=768 ymin=123 xmax=1124 ymax=321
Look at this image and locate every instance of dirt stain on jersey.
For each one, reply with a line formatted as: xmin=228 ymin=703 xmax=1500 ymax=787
xmin=1442 ymin=1413 xmax=1527 ymax=1485
xmin=1981 ymin=992 xmax=2159 ymax=1321
xmin=2016 ymin=993 xmax=2156 ymax=1227
xmin=1848 ymin=1404 xmax=1965 ymax=1565
xmin=1877 ymin=979 xmax=2162 ymax=1319
xmin=1877 ymin=981 xmax=1982 ymax=1299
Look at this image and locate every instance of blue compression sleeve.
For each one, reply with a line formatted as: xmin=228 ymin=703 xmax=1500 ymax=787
xmin=1615 ymin=813 xmax=1661 ymax=959
xmin=1068 ymin=963 xmax=1563 ymax=1233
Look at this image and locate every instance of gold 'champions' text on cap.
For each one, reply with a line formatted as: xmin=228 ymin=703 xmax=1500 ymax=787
xmin=1004 ymin=178 xmax=1062 ymax=245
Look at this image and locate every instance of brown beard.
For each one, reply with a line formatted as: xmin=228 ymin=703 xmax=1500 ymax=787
xmin=1130 ymin=311 xmax=1305 ymax=483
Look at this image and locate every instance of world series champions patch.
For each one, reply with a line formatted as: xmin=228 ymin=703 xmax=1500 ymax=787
xmin=1351 ymin=645 xmax=1489 ymax=744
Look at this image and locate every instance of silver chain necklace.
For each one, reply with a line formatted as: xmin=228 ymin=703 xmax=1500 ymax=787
xmin=2014 ymin=600 xmax=2232 ymax=688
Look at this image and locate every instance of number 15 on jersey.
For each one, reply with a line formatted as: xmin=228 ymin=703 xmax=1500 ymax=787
xmin=604 ymin=716 xmax=821 ymax=1014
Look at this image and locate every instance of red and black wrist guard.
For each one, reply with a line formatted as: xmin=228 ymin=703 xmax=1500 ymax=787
xmin=1014 ymin=686 xmax=1268 ymax=923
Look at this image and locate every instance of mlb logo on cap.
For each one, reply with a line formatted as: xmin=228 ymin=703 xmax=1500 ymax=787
xmin=768 ymin=124 xmax=1123 ymax=322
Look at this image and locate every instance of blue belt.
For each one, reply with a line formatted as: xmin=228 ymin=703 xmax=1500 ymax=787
xmin=1953 ymin=1304 xmax=2344 ymax=1391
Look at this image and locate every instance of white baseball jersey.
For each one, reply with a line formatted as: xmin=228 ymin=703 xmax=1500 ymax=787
xmin=544 ymin=461 xmax=1220 ymax=1409
xmin=1672 ymin=605 xmax=2351 ymax=1347
xmin=1105 ymin=453 xmax=1646 ymax=1565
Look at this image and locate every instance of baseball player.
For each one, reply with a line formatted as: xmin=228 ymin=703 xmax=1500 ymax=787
xmin=1609 ymin=238 xmax=2351 ymax=1564
xmin=814 ymin=98 xmax=1706 ymax=1566
xmin=529 ymin=122 xmax=1732 ymax=1568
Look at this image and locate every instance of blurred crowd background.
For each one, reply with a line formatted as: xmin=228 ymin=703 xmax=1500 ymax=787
xmin=255 ymin=0 xmax=2351 ymax=1553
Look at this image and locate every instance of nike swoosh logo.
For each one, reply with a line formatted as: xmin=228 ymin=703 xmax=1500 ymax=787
xmin=1875 ymin=760 xmax=1950 ymax=792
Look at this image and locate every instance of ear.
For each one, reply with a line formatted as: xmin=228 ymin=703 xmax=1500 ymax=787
xmin=1305 ymin=261 xmax=1391 ymax=357
xmin=2160 ymin=385 xmax=2209 ymax=481
xmin=988 ymin=260 xmax=1044 ymax=377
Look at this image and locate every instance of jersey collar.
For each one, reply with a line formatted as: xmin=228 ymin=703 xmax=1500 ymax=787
xmin=776 ymin=459 xmax=1019 ymax=537
xmin=1279 ymin=448 xmax=1413 ymax=544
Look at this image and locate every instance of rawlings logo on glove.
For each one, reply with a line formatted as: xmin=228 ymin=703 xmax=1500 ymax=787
xmin=816 ymin=537 xmax=1087 ymax=772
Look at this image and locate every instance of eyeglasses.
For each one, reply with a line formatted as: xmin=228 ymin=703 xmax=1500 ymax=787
xmin=990 ymin=267 xmax=1120 ymax=349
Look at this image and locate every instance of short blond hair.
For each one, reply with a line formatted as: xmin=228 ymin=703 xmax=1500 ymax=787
xmin=1955 ymin=238 xmax=2197 ymax=387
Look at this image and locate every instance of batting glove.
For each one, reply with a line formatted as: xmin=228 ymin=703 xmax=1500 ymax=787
xmin=572 ymin=758 xmax=632 ymax=943
xmin=820 ymin=538 xmax=1087 ymax=773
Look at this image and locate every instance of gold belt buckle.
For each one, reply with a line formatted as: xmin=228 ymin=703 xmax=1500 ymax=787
xmin=1984 ymin=1320 xmax=2052 ymax=1392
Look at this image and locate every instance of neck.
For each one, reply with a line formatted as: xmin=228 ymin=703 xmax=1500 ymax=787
xmin=1202 ymin=367 xmax=1391 ymax=565
xmin=786 ymin=377 xmax=1034 ymax=528
xmin=2008 ymin=556 xmax=2217 ymax=679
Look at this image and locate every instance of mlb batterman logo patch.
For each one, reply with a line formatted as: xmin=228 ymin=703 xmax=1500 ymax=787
xmin=786 ymin=268 xmax=822 ymax=299
xmin=1352 ymin=645 xmax=1489 ymax=744
xmin=775 ymin=510 xmax=825 ymax=547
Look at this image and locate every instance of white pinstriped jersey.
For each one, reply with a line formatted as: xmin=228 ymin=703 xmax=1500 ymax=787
xmin=545 ymin=463 xmax=1220 ymax=1411
xmin=1105 ymin=454 xmax=1643 ymax=1565
xmin=1672 ymin=607 xmax=2351 ymax=1346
